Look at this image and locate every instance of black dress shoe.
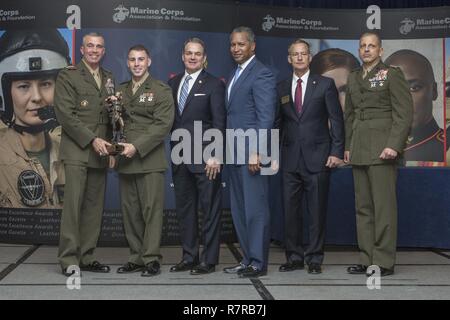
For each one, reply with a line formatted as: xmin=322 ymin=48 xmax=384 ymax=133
xmin=190 ymin=263 xmax=215 ymax=275
xmin=347 ymin=264 xmax=368 ymax=274
xmin=141 ymin=261 xmax=161 ymax=277
xmin=79 ymin=261 xmax=110 ymax=273
xmin=238 ymin=265 xmax=267 ymax=278
xmin=366 ymin=266 xmax=394 ymax=277
xmin=170 ymin=260 xmax=195 ymax=272
xmin=308 ymin=263 xmax=322 ymax=274
xmin=223 ymin=263 xmax=247 ymax=274
xmin=380 ymin=267 xmax=394 ymax=277
xmin=279 ymin=261 xmax=304 ymax=272
xmin=117 ymin=262 xmax=144 ymax=274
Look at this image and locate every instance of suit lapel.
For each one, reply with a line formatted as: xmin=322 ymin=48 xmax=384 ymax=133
xmin=171 ymin=74 xmax=183 ymax=111
xmin=227 ymin=58 xmax=256 ymax=107
xmin=285 ymin=77 xmax=299 ymax=121
xmin=182 ymin=70 xmax=206 ymax=114
xmin=298 ymin=74 xmax=317 ymax=120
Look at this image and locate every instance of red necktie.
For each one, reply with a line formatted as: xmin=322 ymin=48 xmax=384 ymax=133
xmin=295 ymin=78 xmax=303 ymax=114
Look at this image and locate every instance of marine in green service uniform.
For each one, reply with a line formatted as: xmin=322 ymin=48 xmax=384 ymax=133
xmin=344 ymin=32 xmax=413 ymax=277
xmin=55 ymin=33 xmax=114 ymax=277
xmin=113 ymin=44 xmax=174 ymax=277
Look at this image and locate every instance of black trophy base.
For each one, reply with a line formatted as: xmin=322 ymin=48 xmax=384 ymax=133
xmin=107 ymin=143 xmax=125 ymax=156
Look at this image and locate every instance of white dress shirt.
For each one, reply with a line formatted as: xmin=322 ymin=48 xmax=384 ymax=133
xmin=228 ymin=55 xmax=256 ymax=98
xmin=177 ymin=68 xmax=203 ymax=103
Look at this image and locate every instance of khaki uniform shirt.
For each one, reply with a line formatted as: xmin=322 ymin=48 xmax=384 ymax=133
xmin=0 ymin=128 xmax=64 ymax=208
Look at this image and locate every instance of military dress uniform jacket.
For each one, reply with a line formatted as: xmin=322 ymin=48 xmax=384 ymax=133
xmin=0 ymin=128 xmax=64 ymax=208
xmin=54 ymin=62 xmax=114 ymax=168
xmin=344 ymin=61 xmax=413 ymax=165
xmin=116 ymin=76 xmax=174 ymax=174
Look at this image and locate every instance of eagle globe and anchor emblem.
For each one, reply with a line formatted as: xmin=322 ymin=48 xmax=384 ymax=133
xmin=399 ymin=18 xmax=415 ymax=35
xmin=262 ymin=14 xmax=276 ymax=32
xmin=113 ymin=4 xmax=130 ymax=23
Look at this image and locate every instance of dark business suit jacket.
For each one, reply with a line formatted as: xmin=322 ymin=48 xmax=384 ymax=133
xmin=225 ymin=57 xmax=276 ymax=271
xmin=169 ymin=70 xmax=226 ymax=173
xmin=275 ymin=73 xmax=344 ymax=265
xmin=168 ymin=69 xmax=226 ymax=265
xmin=276 ymin=74 xmax=344 ymax=173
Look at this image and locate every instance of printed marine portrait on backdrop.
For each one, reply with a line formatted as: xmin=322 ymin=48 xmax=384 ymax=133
xmin=0 ymin=29 xmax=71 ymax=208
xmin=383 ymin=39 xmax=446 ymax=165
xmin=310 ymin=48 xmax=360 ymax=111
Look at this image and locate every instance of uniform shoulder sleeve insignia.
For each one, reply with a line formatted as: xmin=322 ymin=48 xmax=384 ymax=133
xmin=66 ymin=65 xmax=77 ymax=70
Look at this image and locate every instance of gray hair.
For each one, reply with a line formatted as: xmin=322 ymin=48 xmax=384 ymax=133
xmin=230 ymin=26 xmax=255 ymax=43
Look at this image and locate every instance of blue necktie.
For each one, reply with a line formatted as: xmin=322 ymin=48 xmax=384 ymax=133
xmin=228 ymin=66 xmax=242 ymax=97
xmin=178 ymin=75 xmax=192 ymax=114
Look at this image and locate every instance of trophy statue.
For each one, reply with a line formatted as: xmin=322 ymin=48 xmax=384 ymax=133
xmin=105 ymin=78 xmax=126 ymax=155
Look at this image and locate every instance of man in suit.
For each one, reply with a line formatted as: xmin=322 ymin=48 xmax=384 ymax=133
xmin=276 ymin=39 xmax=344 ymax=274
xmin=168 ymin=38 xmax=226 ymax=275
xmin=344 ymin=32 xmax=413 ymax=276
xmin=55 ymin=33 xmax=113 ymax=276
xmin=223 ymin=26 xmax=276 ymax=278
xmin=114 ymin=45 xmax=174 ymax=277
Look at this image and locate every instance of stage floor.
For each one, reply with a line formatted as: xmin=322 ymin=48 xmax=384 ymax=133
xmin=0 ymin=243 xmax=449 ymax=300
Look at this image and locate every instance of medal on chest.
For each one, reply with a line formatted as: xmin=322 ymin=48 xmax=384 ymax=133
xmin=139 ymin=92 xmax=154 ymax=103
xmin=368 ymin=69 xmax=389 ymax=88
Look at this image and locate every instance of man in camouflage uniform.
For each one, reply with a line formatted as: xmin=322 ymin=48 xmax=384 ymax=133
xmin=344 ymin=32 xmax=413 ymax=277
xmin=55 ymin=33 xmax=113 ymax=276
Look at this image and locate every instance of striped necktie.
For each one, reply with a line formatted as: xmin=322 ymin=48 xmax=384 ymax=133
xmin=178 ymin=75 xmax=192 ymax=114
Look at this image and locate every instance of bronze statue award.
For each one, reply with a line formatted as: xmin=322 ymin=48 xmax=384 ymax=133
xmin=105 ymin=78 xmax=126 ymax=155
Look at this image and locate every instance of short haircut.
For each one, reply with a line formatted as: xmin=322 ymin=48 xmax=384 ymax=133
xmin=288 ymin=39 xmax=311 ymax=54
xmin=128 ymin=44 xmax=150 ymax=57
xmin=310 ymin=48 xmax=360 ymax=75
xmin=230 ymin=26 xmax=255 ymax=43
xmin=82 ymin=32 xmax=104 ymax=46
xmin=360 ymin=31 xmax=382 ymax=46
xmin=385 ymin=49 xmax=435 ymax=81
xmin=183 ymin=37 xmax=206 ymax=55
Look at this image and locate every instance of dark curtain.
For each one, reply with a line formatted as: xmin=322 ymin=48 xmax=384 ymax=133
xmin=212 ymin=0 xmax=450 ymax=8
